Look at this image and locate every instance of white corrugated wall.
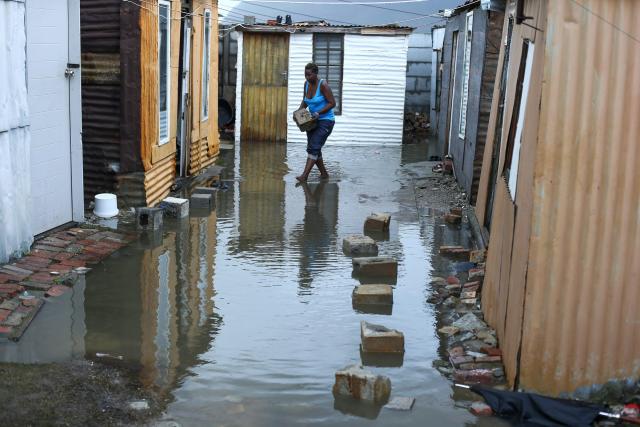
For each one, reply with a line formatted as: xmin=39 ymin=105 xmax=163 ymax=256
xmin=286 ymin=33 xmax=313 ymax=142
xmin=287 ymin=33 xmax=409 ymax=145
xmin=0 ymin=0 xmax=33 ymax=262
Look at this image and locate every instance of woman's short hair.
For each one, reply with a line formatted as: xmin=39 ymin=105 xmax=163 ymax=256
xmin=305 ymin=63 xmax=319 ymax=74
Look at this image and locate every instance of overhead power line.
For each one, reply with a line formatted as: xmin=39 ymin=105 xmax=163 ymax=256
xmin=241 ymin=0 xmax=432 ymax=4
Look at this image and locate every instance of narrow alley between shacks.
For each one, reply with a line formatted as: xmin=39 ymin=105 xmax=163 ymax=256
xmin=0 ymin=140 xmax=506 ymax=426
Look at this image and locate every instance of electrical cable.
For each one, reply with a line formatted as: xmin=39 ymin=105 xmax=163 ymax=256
xmin=567 ymin=0 xmax=640 ymax=44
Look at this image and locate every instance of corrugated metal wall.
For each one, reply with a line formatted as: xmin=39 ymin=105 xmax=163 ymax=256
xmin=80 ymin=0 xmax=121 ymax=200
xmin=286 ymin=33 xmax=313 ymax=143
xmin=519 ymin=0 xmax=640 ymax=395
xmin=286 ymin=33 xmax=409 ymax=145
xmin=479 ymin=0 xmax=640 ymax=396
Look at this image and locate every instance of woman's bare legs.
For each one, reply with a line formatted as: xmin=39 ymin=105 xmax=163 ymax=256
xmin=296 ymin=158 xmax=316 ymax=182
xmin=316 ymin=157 xmax=329 ymax=179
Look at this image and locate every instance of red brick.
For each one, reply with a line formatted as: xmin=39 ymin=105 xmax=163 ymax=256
xmin=0 ymin=326 xmax=13 ymax=335
xmin=28 ymin=273 xmax=54 ymax=284
xmin=0 ymin=309 xmax=11 ymax=323
xmin=444 ymin=214 xmax=462 ymax=225
xmin=450 ymin=355 xmax=474 ymax=367
xmin=48 ymin=264 xmax=73 ymax=274
xmin=52 ymin=252 xmax=74 ymax=261
xmin=21 ymin=256 xmax=51 ymax=266
xmin=59 ymin=259 xmax=86 ymax=268
xmin=453 ymin=369 xmax=495 ymax=385
xmin=470 ymin=402 xmax=493 ymax=416
xmin=0 ymin=274 xmax=14 ymax=283
xmin=446 ymin=276 xmax=460 ymax=285
xmin=475 ymin=355 xmax=502 ymax=363
xmin=481 ymin=347 xmax=502 ymax=357
xmin=77 ymin=239 xmax=95 ymax=246
xmin=30 ymin=250 xmax=57 ymax=259
xmin=21 ymin=298 xmax=39 ymax=307
xmin=448 ymin=346 xmax=465 ymax=358
xmin=83 ymin=246 xmax=111 ymax=256
xmin=45 ymin=285 xmax=70 ymax=298
xmin=450 ymin=207 xmax=463 ymax=216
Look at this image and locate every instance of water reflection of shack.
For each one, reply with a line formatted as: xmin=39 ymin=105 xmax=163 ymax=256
xmin=293 ymin=181 xmax=339 ymax=289
xmin=236 ymin=142 xmax=288 ymax=253
xmin=85 ymin=213 xmax=221 ymax=392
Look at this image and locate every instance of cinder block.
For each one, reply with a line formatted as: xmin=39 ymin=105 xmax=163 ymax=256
xmin=136 ymin=207 xmax=163 ymax=231
xmin=360 ymin=321 xmax=405 ymax=354
xmin=352 ymin=284 xmax=393 ymax=306
xmin=190 ymin=193 xmax=214 ymax=210
xmin=159 ymin=197 xmax=189 ymax=218
xmin=343 ymin=235 xmax=378 ymax=256
xmin=333 ymin=364 xmax=391 ymax=404
xmin=470 ymin=249 xmax=487 ymax=263
xmin=364 ymin=213 xmax=391 ymax=232
xmin=468 ymin=268 xmax=485 ymax=280
xmin=360 ymin=349 xmax=403 ymax=367
xmin=193 ymin=186 xmax=218 ymax=196
xmin=352 ymin=257 xmax=398 ymax=278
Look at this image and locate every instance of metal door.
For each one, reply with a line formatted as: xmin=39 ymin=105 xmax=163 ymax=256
xmin=27 ymin=0 xmax=74 ymax=234
xmin=178 ymin=18 xmax=192 ymax=177
xmin=241 ymin=33 xmax=289 ymax=143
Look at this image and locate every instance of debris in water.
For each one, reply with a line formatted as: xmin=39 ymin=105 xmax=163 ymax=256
xmin=129 ymin=400 xmax=150 ymax=410
xmin=96 ymin=353 xmax=124 ymax=361
xmin=385 ymin=396 xmax=415 ymax=411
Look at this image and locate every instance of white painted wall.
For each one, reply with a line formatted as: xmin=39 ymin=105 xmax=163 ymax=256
xmin=0 ymin=0 xmax=33 ymax=262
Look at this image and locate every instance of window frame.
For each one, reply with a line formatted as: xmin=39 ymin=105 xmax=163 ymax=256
xmin=458 ymin=11 xmax=473 ymax=139
xmin=503 ymin=40 xmax=535 ymax=200
xmin=312 ymin=33 xmax=344 ymax=115
xmin=158 ymin=0 xmax=171 ymax=145
xmin=202 ymin=8 xmax=212 ymax=121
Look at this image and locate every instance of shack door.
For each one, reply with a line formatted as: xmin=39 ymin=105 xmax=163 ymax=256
xmin=26 ymin=0 xmax=76 ymax=234
xmin=241 ymin=33 xmax=289 ymax=142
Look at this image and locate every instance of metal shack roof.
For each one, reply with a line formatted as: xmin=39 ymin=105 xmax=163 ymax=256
xmin=236 ymin=23 xmax=413 ymax=35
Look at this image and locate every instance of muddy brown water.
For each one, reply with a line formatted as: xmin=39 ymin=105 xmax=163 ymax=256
xmin=0 ymin=141 xmax=508 ymax=426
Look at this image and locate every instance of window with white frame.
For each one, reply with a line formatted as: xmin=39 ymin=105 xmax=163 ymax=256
xmin=458 ymin=11 xmax=473 ymax=138
xmin=202 ymin=9 xmax=211 ymax=120
xmin=159 ymin=0 xmax=171 ymax=144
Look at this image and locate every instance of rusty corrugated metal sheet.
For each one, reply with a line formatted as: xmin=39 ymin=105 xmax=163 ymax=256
xmin=80 ymin=0 xmax=120 ymax=53
xmin=519 ymin=0 xmax=640 ymax=395
xmin=479 ymin=0 xmax=640 ymax=396
xmin=80 ymin=0 xmax=122 ymax=201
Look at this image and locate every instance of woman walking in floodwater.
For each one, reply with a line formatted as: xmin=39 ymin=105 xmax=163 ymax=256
xmin=295 ymin=63 xmax=336 ymax=182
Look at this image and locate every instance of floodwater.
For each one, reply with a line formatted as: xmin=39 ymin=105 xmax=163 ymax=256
xmin=0 ymin=141 xmax=504 ymax=426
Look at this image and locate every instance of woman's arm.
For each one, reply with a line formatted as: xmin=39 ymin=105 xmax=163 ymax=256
xmin=316 ymin=81 xmax=336 ymax=115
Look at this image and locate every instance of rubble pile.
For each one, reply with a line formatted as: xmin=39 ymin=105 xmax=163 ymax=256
xmin=0 ymin=227 xmax=135 ymax=340
xmin=403 ymin=112 xmax=430 ymax=133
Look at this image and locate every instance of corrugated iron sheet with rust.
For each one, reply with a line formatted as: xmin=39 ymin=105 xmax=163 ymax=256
xmin=520 ymin=0 xmax=640 ymax=395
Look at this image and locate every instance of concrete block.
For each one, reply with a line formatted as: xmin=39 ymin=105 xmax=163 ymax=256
xmin=352 ymin=284 xmax=393 ymax=306
xmin=159 ymin=197 xmax=189 ymax=218
xmin=385 ymin=397 xmax=415 ymax=411
xmin=360 ymin=348 xmax=403 ymax=367
xmin=193 ymin=186 xmax=218 ymax=196
xmin=343 ymin=235 xmax=378 ymax=256
xmin=360 ymin=321 xmax=404 ymax=354
xmin=439 ymin=246 xmax=471 ymax=257
xmin=352 ymin=257 xmax=397 ymax=278
xmin=333 ymin=365 xmax=391 ymax=404
xmin=468 ymin=268 xmax=485 ymax=280
xmin=445 ymin=213 xmax=462 ymax=224
xmin=470 ymin=249 xmax=487 ymax=263
xmin=136 ymin=207 xmax=163 ymax=231
xmin=364 ymin=213 xmax=391 ymax=232
xmin=190 ymin=193 xmax=215 ymax=210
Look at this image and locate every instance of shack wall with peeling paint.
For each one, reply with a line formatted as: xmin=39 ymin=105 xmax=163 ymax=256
xmin=235 ymin=26 xmax=410 ymax=145
xmin=476 ymin=0 xmax=640 ymax=396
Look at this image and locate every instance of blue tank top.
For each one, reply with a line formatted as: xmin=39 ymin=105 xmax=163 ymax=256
xmin=304 ymin=79 xmax=335 ymax=121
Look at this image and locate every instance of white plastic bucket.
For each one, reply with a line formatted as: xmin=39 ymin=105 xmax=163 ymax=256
xmin=94 ymin=193 xmax=119 ymax=218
